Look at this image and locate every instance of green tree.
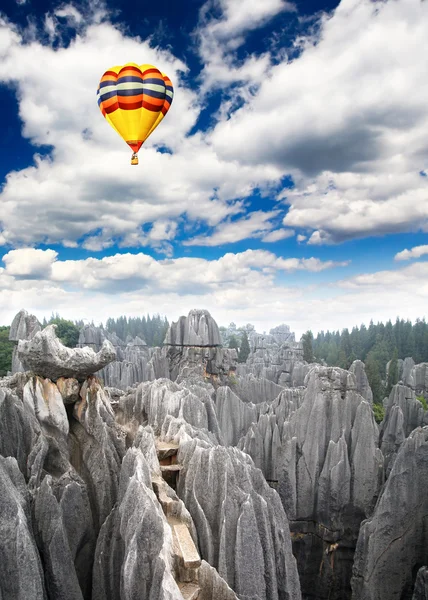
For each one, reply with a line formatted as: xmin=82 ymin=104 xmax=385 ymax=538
xmin=365 ymin=351 xmax=384 ymax=404
xmin=386 ymin=347 xmax=399 ymax=395
xmin=301 ymin=330 xmax=314 ymax=363
xmin=49 ymin=318 xmax=80 ymax=348
xmin=0 ymin=327 xmax=13 ymax=376
xmin=228 ymin=335 xmax=240 ymax=350
xmin=238 ymin=332 xmax=251 ymax=363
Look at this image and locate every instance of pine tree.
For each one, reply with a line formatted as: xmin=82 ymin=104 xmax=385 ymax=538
xmin=238 ymin=332 xmax=250 ymax=363
xmin=301 ymin=331 xmax=314 ymax=363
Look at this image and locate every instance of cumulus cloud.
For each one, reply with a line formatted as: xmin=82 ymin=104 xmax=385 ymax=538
xmin=0 ymin=12 xmax=282 ymax=249
xmin=262 ymin=228 xmax=294 ymax=243
xmin=196 ymin=0 xmax=295 ymax=92
xmin=184 ymin=211 xmax=280 ymax=246
xmin=3 ymin=248 xmax=58 ymax=278
xmin=211 ymin=0 xmax=428 ymax=242
xmin=395 ymin=245 xmax=428 ymax=262
xmin=1 ymin=248 xmax=425 ymax=338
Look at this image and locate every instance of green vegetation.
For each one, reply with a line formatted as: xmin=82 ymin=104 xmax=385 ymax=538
xmin=311 ymin=317 xmax=428 ymax=404
xmin=301 ymin=330 xmax=314 ymax=363
xmin=417 ymin=395 xmax=428 ymax=411
xmin=48 ymin=317 xmax=80 ymax=348
xmin=238 ymin=331 xmax=251 ymax=363
xmin=372 ymin=403 xmax=385 ymax=424
xmin=228 ymin=335 xmax=240 ymax=350
xmin=106 ymin=314 xmax=169 ymax=347
xmin=0 ymin=327 xmax=13 ymax=377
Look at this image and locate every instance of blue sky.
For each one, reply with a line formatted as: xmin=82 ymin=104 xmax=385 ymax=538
xmin=0 ymin=0 xmax=427 ymax=337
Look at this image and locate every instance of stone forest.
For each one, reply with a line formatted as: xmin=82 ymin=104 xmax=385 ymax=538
xmin=1 ymin=307 xmax=428 ymax=600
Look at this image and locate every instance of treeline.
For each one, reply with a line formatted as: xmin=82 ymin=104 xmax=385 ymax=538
xmin=0 ymin=327 xmax=13 ymax=377
xmin=105 ymin=315 xmax=169 ymax=347
xmin=310 ymin=318 xmax=428 ymax=404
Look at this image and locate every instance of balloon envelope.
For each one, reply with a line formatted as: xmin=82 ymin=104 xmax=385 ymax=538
xmin=97 ymin=63 xmax=174 ymax=154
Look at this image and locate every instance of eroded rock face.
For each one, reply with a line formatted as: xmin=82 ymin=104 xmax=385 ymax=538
xmin=92 ymin=447 xmax=182 ymax=600
xmin=349 ymin=360 xmax=373 ymax=404
xmin=0 ymin=456 xmax=47 ymax=599
xmin=165 ymin=309 xmax=222 ymax=347
xmin=352 ymin=428 xmax=428 ymax=600
xmin=177 ymin=439 xmax=302 ymax=600
xmin=18 ymin=325 xmax=116 ymax=381
xmin=9 ymin=309 xmax=41 ymax=374
xmin=379 ymin=383 xmax=427 ymax=474
xmin=413 ymin=567 xmax=428 ymax=600
xmin=278 ymin=366 xmax=383 ymax=600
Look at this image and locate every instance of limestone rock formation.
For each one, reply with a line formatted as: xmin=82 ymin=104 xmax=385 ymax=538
xmin=92 ymin=447 xmax=182 ymax=600
xmin=165 ymin=309 xmax=222 ymax=347
xmin=9 ymin=309 xmax=41 ymax=374
xmin=177 ymin=439 xmax=302 ymax=600
xmin=413 ymin=567 xmax=428 ymax=600
xmin=349 ymin=360 xmax=373 ymax=404
xmin=277 ymin=366 xmax=383 ymax=600
xmin=0 ymin=456 xmax=47 ymax=599
xmin=352 ymin=427 xmax=428 ymax=600
xmin=18 ymin=325 xmax=116 ymax=381
xmin=379 ymin=383 xmax=427 ymax=473
xmin=233 ymin=373 xmax=284 ymax=404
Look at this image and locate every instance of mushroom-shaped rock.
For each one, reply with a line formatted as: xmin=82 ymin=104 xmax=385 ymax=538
xmin=18 ymin=325 xmax=116 ymax=381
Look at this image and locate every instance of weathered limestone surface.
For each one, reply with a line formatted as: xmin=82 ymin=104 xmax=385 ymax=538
xmin=233 ymin=373 xmax=284 ymax=404
xmin=177 ymin=439 xmax=302 ymax=600
xmin=238 ymin=335 xmax=308 ymax=386
xmin=379 ymin=383 xmax=427 ymax=473
xmin=92 ymin=447 xmax=182 ymax=600
xmin=278 ymin=366 xmax=383 ymax=600
xmin=413 ymin=567 xmax=428 ymax=600
xmin=18 ymin=325 xmax=116 ymax=381
xmin=118 ymin=378 xmax=216 ymax=438
xmin=165 ymin=309 xmax=222 ymax=347
xmin=349 ymin=360 xmax=373 ymax=404
xmin=238 ymin=388 xmax=304 ymax=480
xmin=0 ymin=456 xmax=47 ymax=599
xmin=70 ymin=377 xmax=126 ymax=531
xmin=0 ymin=387 xmax=39 ymax=475
xmin=9 ymin=309 xmax=41 ymax=374
xmin=352 ymin=427 xmax=428 ymax=600
xmin=215 ymin=386 xmax=259 ymax=446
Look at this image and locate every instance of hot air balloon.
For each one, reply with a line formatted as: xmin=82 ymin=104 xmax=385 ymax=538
xmin=97 ymin=63 xmax=174 ymax=165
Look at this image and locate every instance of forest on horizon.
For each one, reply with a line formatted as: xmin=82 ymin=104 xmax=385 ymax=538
xmin=1 ymin=315 xmax=427 ymax=412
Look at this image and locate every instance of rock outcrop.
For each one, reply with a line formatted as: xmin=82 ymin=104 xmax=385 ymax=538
xmin=277 ymin=366 xmax=383 ymax=600
xmin=18 ymin=325 xmax=116 ymax=381
xmin=177 ymin=438 xmax=302 ymax=600
xmin=9 ymin=309 xmax=41 ymax=374
xmin=349 ymin=360 xmax=373 ymax=404
xmin=165 ymin=309 xmax=222 ymax=347
xmin=379 ymin=383 xmax=427 ymax=474
xmin=352 ymin=427 xmax=428 ymax=600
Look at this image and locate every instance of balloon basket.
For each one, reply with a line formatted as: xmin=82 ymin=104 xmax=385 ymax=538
xmin=131 ymin=153 xmax=139 ymax=165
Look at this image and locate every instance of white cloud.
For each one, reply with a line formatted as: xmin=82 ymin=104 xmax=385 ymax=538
xmin=196 ymin=0 xmax=295 ymax=92
xmin=184 ymin=210 xmax=279 ymax=246
xmin=395 ymin=245 xmax=428 ymax=262
xmin=0 ymin=14 xmax=282 ymax=249
xmin=3 ymin=248 xmax=58 ymax=277
xmin=262 ymin=228 xmax=294 ymax=243
xmin=1 ymin=248 xmax=425 ymax=339
xmin=210 ymin=0 xmax=428 ymax=242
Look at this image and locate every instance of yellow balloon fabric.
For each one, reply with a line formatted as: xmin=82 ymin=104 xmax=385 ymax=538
xmin=97 ymin=63 xmax=174 ymax=154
